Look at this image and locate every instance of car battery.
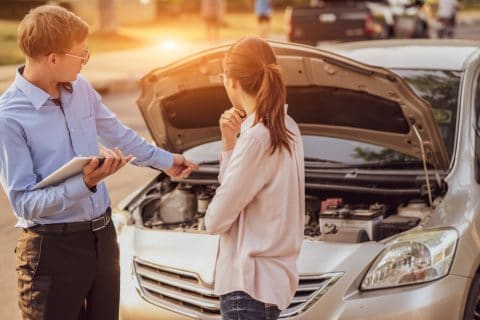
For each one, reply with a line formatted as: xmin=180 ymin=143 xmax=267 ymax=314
xmin=374 ymin=215 xmax=421 ymax=240
xmin=319 ymin=204 xmax=385 ymax=241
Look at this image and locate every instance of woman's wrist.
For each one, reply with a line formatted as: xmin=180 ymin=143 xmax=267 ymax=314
xmin=222 ymin=138 xmax=236 ymax=151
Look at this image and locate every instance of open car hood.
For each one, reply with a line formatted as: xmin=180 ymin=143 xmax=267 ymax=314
xmin=137 ymin=41 xmax=450 ymax=169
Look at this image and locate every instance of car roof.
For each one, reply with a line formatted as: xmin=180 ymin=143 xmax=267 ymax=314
xmin=323 ymin=39 xmax=480 ymax=71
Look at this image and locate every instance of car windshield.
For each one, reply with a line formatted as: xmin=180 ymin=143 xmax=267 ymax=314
xmin=184 ymin=69 xmax=461 ymax=167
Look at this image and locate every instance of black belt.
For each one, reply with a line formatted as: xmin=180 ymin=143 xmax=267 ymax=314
xmin=28 ymin=207 xmax=112 ymax=234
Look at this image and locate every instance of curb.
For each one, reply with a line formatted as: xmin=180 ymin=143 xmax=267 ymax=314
xmin=459 ymin=18 xmax=480 ymax=26
xmin=458 ymin=14 xmax=480 ymax=26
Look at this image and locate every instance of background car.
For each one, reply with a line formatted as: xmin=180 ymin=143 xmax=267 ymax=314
xmin=113 ymin=39 xmax=480 ymax=319
xmin=285 ymin=0 xmax=429 ymax=45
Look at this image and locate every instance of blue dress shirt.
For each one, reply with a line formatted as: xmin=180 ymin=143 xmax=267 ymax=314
xmin=0 ymin=67 xmax=173 ymax=228
xmin=255 ymin=0 xmax=271 ymax=16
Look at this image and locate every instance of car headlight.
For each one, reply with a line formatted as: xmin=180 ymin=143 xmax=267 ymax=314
xmin=361 ymin=228 xmax=458 ymax=291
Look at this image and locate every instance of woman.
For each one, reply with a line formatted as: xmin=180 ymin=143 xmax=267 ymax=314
xmin=205 ymin=37 xmax=305 ymax=320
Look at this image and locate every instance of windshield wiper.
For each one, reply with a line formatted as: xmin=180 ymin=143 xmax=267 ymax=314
xmin=305 ymin=158 xmax=426 ymax=169
xmin=352 ymin=159 xmax=425 ymax=169
xmin=304 ymin=157 xmax=342 ymax=164
xmin=304 ymin=157 xmax=347 ymax=168
xmin=197 ymin=160 xmax=220 ymax=165
xmin=199 ymin=158 xmax=424 ymax=168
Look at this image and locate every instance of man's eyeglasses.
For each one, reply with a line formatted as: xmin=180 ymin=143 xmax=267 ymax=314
xmin=64 ymin=48 xmax=90 ymax=65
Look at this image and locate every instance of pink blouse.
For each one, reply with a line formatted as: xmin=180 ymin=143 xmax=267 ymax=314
xmin=205 ymin=112 xmax=305 ymax=310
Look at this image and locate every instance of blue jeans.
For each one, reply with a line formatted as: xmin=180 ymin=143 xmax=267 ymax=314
xmin=220 ymin=291 xmax=281 ymax=320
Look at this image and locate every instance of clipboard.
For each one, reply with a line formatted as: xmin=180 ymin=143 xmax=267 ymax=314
xmin=32 ymin=157 xmax=95 ymax=190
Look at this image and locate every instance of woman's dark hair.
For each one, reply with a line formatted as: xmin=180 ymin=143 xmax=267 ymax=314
xmin=224 ymin=37 xmax=293 ymax=154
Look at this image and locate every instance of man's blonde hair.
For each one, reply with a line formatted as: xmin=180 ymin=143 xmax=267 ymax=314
xmin=18 ymin=5 xmax=89 ymax=58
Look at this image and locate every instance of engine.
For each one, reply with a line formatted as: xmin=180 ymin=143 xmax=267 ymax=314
xmin=136 ymin=178 xmax=430 ymax=243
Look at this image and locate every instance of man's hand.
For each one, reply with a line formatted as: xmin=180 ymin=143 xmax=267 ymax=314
xmin=165 ymin=154 xmax=198 ymax=179
xmin=219 ymin=107 xmax=246 ymax=151
xmin=83 ymin=146 xmax=134 ymax=190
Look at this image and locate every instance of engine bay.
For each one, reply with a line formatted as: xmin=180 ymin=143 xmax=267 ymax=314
xmin=128 ymin=175 xmax=437 ymax=243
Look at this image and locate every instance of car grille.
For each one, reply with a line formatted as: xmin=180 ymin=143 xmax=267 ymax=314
xmin=133 ymin=257 xmax=343 ymax=319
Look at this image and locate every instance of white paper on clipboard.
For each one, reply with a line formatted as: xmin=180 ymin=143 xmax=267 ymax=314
xmin=32 ymin=157 xmax=93 ymax=190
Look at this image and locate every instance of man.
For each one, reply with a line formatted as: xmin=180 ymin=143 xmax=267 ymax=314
xmin=201 ymin=0 xmax=223 ymax=42
xmin=0 ymin=5 xmax=196 ymax=320
xmin=255 ymin=0 xmax=272 ymax=38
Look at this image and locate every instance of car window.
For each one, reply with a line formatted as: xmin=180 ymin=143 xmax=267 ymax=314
xmin=475 ymin=70 xmax=480 ymax=127
xmin=393 ymin=69 xmax=461 ymax=156
xmin=183 ymin=136 xmax=414 ymax=165
xmin=474 ymin=69 xmax=480 ymax=181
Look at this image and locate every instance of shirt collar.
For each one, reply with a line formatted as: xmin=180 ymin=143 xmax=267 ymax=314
xmin=241 ymin=112 xmax=256 ymax=135
xmin=239 ymin=104 xmax=288 ymax=135
xmin=14 ymin=66 xmax=73 ymax=110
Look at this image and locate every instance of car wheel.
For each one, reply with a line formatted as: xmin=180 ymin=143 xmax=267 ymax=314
xmin=373 ymin=23 xmax=391 ymax=39
xmin=463 ymin=272 xmax=480 ymax=320
xmin=386 ymin=24 xmax=395 ymax=38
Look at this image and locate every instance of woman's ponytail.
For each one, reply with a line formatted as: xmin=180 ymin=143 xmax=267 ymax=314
xmin=255 ymin=64 xmax=292 ymax=155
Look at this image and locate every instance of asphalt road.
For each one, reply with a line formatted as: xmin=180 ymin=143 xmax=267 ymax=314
xmin=1 ymin=23 xmax=480 ymax=318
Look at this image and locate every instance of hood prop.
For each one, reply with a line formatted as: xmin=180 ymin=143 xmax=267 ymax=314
xmin=412 ymin=124 xmax=434 ymax=208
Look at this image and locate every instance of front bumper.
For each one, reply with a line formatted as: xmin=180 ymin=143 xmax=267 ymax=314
xmin=119 ymin=259 xmax=191 ymax=320
xmin=120 ymin=270 xmax=471 ymax=320
xmin=302 ymin=274 xmax=471 ymax=320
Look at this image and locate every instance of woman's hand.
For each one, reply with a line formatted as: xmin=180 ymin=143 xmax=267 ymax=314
xmin=219 ymin=108 xmax=246 ymax=151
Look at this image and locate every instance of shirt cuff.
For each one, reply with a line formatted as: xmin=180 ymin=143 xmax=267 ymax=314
xmin=65 ymin=175 xmax=94 ymax=200
xmin=218 ymin=150 xmax=233 ymax=183
xmin=218 ymin=151 xmax=233 ymax=165
xmin=155 ymin=148 xmax=175 ymax=171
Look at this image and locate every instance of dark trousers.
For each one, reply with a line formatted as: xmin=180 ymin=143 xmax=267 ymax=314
xmin=220 ymin=291 xmax=281 ymax=320
xmin=15 ymin=221 xmax=120 ymax=320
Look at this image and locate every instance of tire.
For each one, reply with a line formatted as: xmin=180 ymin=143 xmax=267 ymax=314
xmin=463 ymin=272 xmax=480 ymax=320
xmin=387 ymin=24 xmax=395 ymax=38
xmin=378 ymin=23 xmax=393 ymax=39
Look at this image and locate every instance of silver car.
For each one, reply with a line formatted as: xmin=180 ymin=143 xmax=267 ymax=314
xmin=113 ymin=39 xmax=480 ymax=320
